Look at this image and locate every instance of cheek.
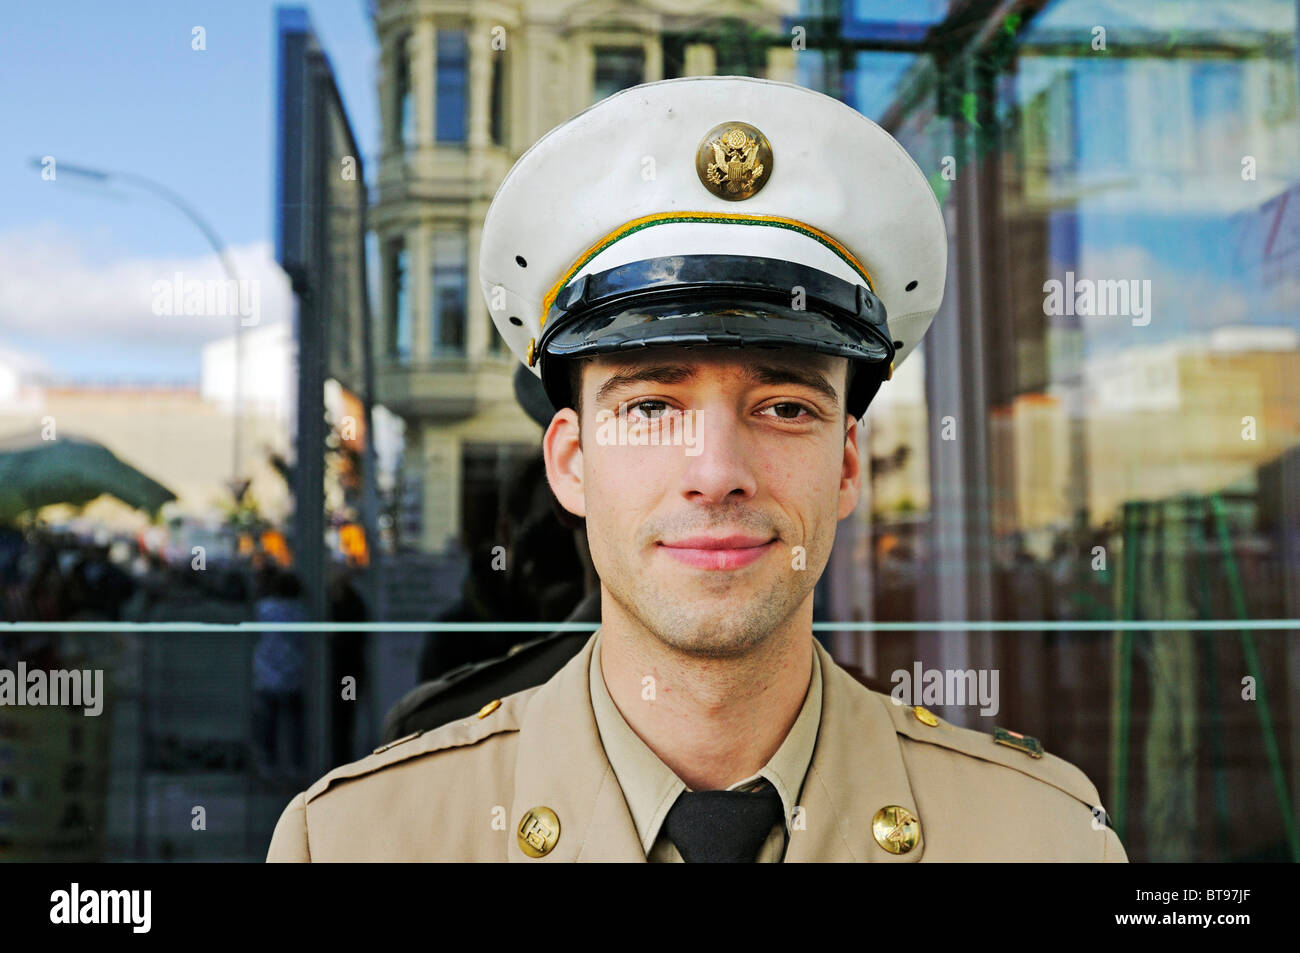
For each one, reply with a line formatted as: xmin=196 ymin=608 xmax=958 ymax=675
xmin=765 ymin=451 xmax=833 ymax=490
xmin=760 ymin=442 xmax=843 ymax=532
xmin=586 ymin=450 xmax=661 ymax=528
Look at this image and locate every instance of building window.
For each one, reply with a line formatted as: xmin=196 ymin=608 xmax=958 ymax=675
xmin=490 ymin=53 xmax=505 ymax=146
xmin=394 ymin=33 xmax=414 ymax=148
xmin=593 ymin=47 xmax=644 ymax=103
xmin=386 ymin=237 xmax=410 ymax=361
xmin=436 ymin=29 xmax=468 ymax=143
xmin=795 ymin=47 xmax=838 ymax=100
xmin=661 ymin=34 xmax=687 ymax=80
xmin=432 ymin=231 xmax=466 ymax=355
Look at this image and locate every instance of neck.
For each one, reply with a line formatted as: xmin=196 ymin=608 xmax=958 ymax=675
xmin=597 ymin=585 xmax=814 ymax=790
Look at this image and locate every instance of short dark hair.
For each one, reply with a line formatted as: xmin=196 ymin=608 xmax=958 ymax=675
xmin=565 ymin=356 xmax=588 ymax=422
xmin=843 ymin=360 xmax=857 ymax=422
xmin=567 ymin=354 xmax=858 ymax=428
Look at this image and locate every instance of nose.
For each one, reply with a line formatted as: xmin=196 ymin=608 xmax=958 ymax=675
xmin=677 ymin=405 xmax=758 ymax=504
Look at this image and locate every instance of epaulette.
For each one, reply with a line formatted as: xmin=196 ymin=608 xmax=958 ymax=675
xmin=880 ymin=695 xmax=1105 ymax=813
xmin=381 ymin=630 xmax=592 ymax=742
xmin=305 ymin=688 xmax=535 ymax=805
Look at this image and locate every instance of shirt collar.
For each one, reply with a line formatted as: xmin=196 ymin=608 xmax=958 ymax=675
xmin=588 ymin=627 xmax=823 ymax=855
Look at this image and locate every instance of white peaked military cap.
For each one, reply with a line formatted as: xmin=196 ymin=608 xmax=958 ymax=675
xmin=478 ymin=75 xmax=947 ymax=420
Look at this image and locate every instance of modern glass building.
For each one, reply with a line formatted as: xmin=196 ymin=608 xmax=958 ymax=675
xmin=5 ymin=0 xmax=1294 ymax=863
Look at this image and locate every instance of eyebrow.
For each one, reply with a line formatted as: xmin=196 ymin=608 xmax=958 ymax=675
xmin=593 ymin=361 xmax=842 ymax=410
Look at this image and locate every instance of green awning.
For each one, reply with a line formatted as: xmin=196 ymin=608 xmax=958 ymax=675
xmin=0 ymin=431 xmax=177 ymax=523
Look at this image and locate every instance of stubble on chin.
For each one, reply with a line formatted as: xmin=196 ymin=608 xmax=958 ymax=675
xmin=609 ymin=569 xmax=808 ymax=661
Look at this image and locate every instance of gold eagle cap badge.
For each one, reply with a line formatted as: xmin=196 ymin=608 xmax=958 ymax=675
xmin=696 ymin=121 xmax=773 ymax=201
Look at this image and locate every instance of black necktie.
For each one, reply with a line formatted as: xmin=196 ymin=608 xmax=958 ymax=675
xmin=662 ymin=785 xmax=785 ymax=863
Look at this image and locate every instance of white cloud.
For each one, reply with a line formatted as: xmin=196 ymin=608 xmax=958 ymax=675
xmin=0 ymin=226 xmax=292 ymax=352
xmin=1068 ymin=243 xmax=1265 ymax=345
xmin=0 ymin=342 xmax=53 ymax=377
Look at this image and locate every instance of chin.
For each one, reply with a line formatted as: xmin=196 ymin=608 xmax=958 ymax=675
xmin=643 ymin=606 xmax=784 ymax=660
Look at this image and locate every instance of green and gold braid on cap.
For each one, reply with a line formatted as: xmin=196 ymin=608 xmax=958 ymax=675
xmin=537 ymin=211 xmax=875 ymax=332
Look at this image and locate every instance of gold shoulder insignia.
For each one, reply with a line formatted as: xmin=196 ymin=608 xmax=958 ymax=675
xmin=877 ymin=690 xmax=1100 ymax=810
xmin=992 ymin=725 xmax=1044 ymax=759
xmin=372 ymin=730 xmax=423 ymax=755
xmin=305 ymin=686 xmax=538 ymax=804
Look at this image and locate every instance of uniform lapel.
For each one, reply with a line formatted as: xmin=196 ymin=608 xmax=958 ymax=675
xmin=784 ymin=641 xmax=925 ymax=863
xmin=508 ymin=631 xmax=646 ymax=862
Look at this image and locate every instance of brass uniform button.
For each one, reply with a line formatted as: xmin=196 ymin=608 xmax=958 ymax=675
xmin=696 ymin=121 xmax=773 ymax=201
xmin=912 ymin=705 xmax=940 ymax=727
xmin=476 ymin=699 xmax=502 ymax=719
xmin=872 ymin=805 xmax=920 ymax=854
xmin=517 ymin=807 xmax=561 ymax=858
xmin=526 ymin=337 xmax=536 ymax=366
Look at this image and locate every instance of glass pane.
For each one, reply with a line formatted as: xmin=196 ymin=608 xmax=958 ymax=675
xmin=858 ymin=0 xmax=1300 ymax=863
xmin=390 ymin=240 xmax=410 ymax=361
xmin=396 ymin=33 xmax=414 ymax=147
xmin=593 ymin=46 xmax=644 ymax=103
xmin=436 ymin=29 xmax=467 ymax=143
xmin=432 ymin=271 xmax=465 ymax=353
xmin=490 ymin=54 xmax=505 ymax=146
xmin=431 ymin=232 xmax=465 ymax=355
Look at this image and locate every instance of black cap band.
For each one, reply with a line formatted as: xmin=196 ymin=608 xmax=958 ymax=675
xmin=536 ymin=254 xmax=895 ymax=419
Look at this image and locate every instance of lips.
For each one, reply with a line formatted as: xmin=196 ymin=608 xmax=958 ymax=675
xmin=657 ymin=534 xmax=777 ymax=570
xmin=662 ymin=534 xmax=773 ymax=549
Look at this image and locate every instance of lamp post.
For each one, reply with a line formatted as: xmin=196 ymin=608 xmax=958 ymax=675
xmin=32 ymin=158 xmax=249 ymax=503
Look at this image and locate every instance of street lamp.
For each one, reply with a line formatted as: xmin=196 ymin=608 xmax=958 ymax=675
xmin=32 ymin=158 xmax=250 ymax=502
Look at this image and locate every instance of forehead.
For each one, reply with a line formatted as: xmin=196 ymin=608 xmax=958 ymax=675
xmin=587 ymin=347 xmax=842 ymax=382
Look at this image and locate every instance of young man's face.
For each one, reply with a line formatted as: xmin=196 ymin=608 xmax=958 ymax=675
xmin=542 ymin=346 xmax=861 ymax=659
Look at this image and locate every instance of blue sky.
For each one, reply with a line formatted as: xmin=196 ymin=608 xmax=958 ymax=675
xmin=0 ymin=0 xmax=377 ymax=381
xmin=1 ymin=0 xmax=377 ymax=260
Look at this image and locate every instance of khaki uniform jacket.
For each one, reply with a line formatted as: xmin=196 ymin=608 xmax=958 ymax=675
xmin=267 ymin=632 xmax=1128 ymax=862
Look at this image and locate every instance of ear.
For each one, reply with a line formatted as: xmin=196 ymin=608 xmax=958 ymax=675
xmin=838 ymin=413 xmax=862 ymax=520
xmin=543 ymin=407 xmax=587 ymax=519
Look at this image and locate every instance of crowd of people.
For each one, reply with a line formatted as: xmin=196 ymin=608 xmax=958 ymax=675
xmin=0 ymin=525 xmax=142 ymax=623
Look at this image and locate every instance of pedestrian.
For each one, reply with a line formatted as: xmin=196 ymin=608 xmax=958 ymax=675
xmin=252 ymin=566 xmax=307 ymax=779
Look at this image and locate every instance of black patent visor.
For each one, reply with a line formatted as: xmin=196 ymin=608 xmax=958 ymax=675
xmin=537 ymin=253 xmax=892 ymax=384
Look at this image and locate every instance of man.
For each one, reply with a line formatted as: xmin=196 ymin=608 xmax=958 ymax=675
xmin=268 ymin=75 xmax=1126 ymax=862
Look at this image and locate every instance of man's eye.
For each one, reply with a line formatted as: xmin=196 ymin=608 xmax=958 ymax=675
xmin=761 ymin=402 xmax=814 ymax=421
xmin=627 ymin=399 xmax=671 ymax=420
